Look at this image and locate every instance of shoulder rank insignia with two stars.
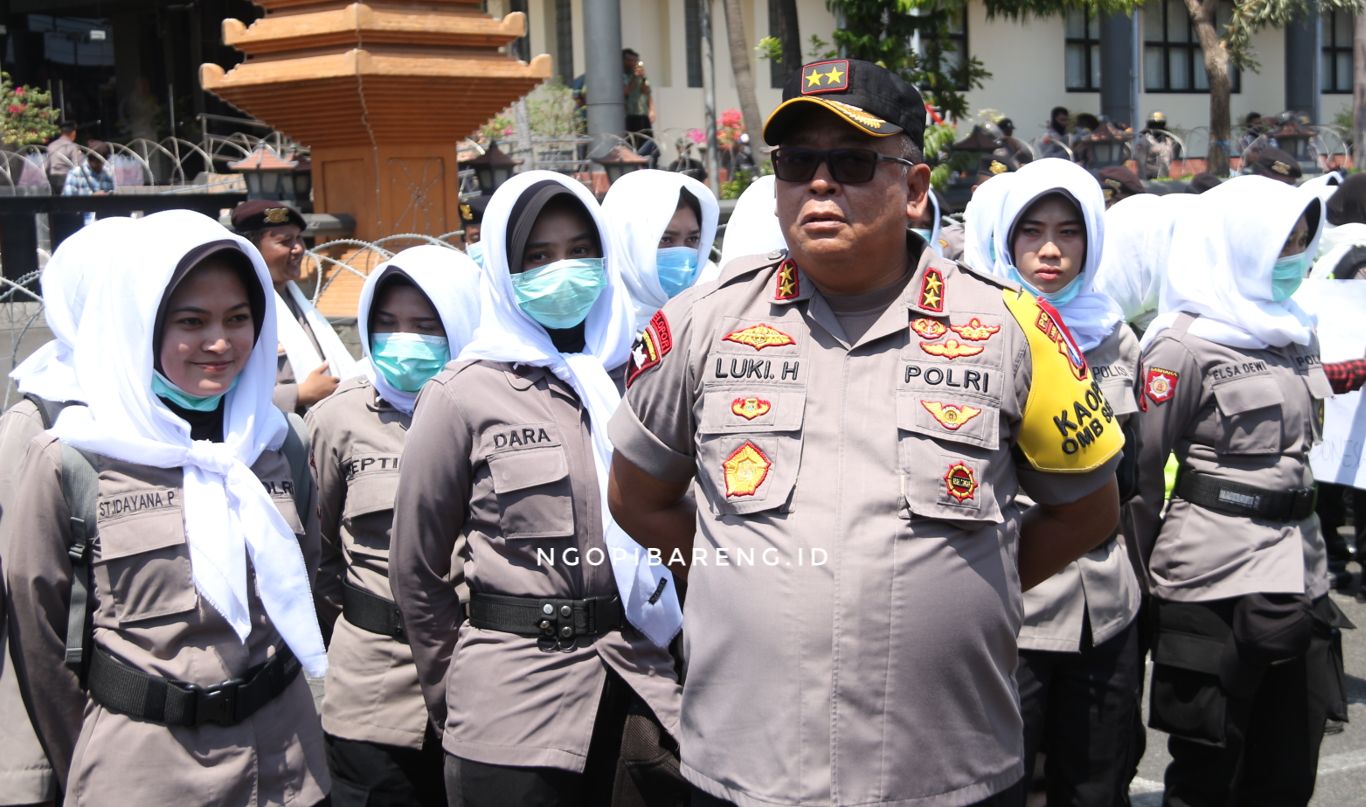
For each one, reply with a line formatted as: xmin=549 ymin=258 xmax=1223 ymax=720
xmin=775 ymin=259 xmax=801 ymax=301
xmin=918 ymin=267 xmax=945 ymax=313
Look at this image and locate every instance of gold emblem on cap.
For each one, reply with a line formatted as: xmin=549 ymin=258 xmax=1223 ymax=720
xmin=263 ymin=207 xmax=290 ymax=225
xmin=1272 ymin=160 xmax=1292 ymax=176
xmin=460 ymin=203 xmax=473 ymax=221
xmin=990 ymin=160 xmax=1008 ymax=175
xmin=826 ymin=100 xmax=888 ymax=130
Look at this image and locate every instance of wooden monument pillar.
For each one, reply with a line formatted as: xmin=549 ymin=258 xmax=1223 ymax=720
xmin=201 ymin=1 xmax=551 ymax=241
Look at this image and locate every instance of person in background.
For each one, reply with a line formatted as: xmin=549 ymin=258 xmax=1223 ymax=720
xmin=1095 ymin=165 xmax=1147 ymax=208
xmin=232 ymin=200 xmax=358 ymax=414
xmin=4 ymin=210 xmax=329 ymax=805
xmin=997 ymin=118 xmax=1034 ymax=165
xmin=1131 ymin=176 xmax=1349 ymax=807
xmin=1247 ymin=147 xmax=1302 ymax=185
xmin=986 ymin=158 xmax=1143 ymax=806
xmin=1135 ymin=112 xmax=1182 ymax=181
xmin=459 ymin=195 xmax=490 ymax=267
xmin=60 ymin=140 xmax=115 ymax=197
xmin=1040 ymin=106 xmax=1072 ymax=158
xmin=45 ymin=121 xmax=79 ymax=196
xmin=602 ymin=169 xmax=719 ymax=333
xmin=623 ymin=49 xmax=656 ymax=159
xmin=310 ymin=245 xmax=483 ymax=807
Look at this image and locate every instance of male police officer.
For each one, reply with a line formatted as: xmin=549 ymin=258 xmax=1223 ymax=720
xmin=608 ymin=60 xmax=1122 ymax=807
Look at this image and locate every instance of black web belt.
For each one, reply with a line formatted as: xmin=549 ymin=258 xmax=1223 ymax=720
xmin=469 ymin=593 xmax=624 ymax=640
xmin=343 ymin=580 xmax=408 ymax=643
xmin=87 ymin=643 xmax=300 ymax=728
xmin=1174 ymin=471 xmax=1316 ymax=523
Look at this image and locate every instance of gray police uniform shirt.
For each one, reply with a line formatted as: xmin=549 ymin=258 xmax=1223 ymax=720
xmin=0 ymin=399 xmax=56 ymax=804
xmin=610 ymin=247 xmax=1123 ymax=807
xmin=3 ymin=434 xmax=327 ymax=806
xmin=1129 ymin=314 xmax=1332 ymax=602
xmin=1019 ymin=325 xmax=1143 ymax=652
xmin=389 ymin=361 xmax=681 ymax=772
xmin=307 ymin=375 xmax=430 ymax=750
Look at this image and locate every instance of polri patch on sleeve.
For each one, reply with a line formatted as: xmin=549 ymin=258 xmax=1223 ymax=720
xmin=1144 ymin=368 xmax=1179 ymax=406
xmin=626 ymin=311 xmax=673 ymax=388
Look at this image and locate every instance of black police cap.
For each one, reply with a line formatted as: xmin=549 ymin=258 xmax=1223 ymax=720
xmin=231 ymin=200 xmax=306 ymax=233
xmin=763 ymin=59 xmax=926 ymax=149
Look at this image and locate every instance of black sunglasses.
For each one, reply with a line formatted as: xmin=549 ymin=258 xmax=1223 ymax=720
xmin=772 ymin=147 xmax=916 ymax=184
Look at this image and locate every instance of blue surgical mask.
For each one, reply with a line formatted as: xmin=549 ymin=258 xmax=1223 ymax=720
xmin=655 ymin=247 xmax=701 ymax=298
xmin=912 ymin=227 xmax=933 ymax=244
xmin=370 ymin=332 xmax=450 ymax=392
xmin=152 ymin=371 xmax=231 ymax=412
xmin=511 ymin=257 xmax=607 ymax=330
xmin=1008 ymin=266 xmax=1085 ymax=308
xmin=465 ymin=241 xmax=485 ymax=268
xmin=1271 ymin=251 xmax=1312 ymax=302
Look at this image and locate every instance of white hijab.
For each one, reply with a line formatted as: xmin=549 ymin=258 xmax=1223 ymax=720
xmin=357 ymin=245 xmax=484 ymax=415
xmin=276 ymin=279 xmax=360 ymax=383
xmin=457 ymin=171 xmax=683 ymax=647
xmin=989 ymin=158 xmax=1124 ymax=352
xmin=50 ymin=210 xmax=326 ymax=676
xmin=10 ymin=217 xmax=139 ymax=404
xmin=1311 ymin=221 xmax=1366 ymax=280
xmin=1144 ymin=175 xmax=1325 ymax=350
xmin=601 ymin=169 xmax=720 ymax=332
xmin=718 ymin=174 xmax=786 ymax=273
xmin=961 ymin=172 xmax=1014 ymax=273
xmin=1093 ymin=193 xmax=1195 ymax=329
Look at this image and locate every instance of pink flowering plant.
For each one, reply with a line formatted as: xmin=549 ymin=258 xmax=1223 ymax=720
xmin=717 ymin=108 xmax=745 ymax=148
xmin=0 ymin=72 xmax=60 ymax=146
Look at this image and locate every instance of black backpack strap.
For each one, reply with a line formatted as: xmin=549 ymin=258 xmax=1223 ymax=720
xmin=281 ymin=412 xmax=312 ymax=519
xmin=57 ymin=442 xmax=98 ymax=686
xmin=22 ymin=394 xmax=73 ymax=431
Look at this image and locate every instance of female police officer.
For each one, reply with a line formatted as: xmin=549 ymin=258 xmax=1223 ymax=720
xmin=309 ymin=245 xmax=482 ymax=805
xmin=231 ymin=200 xmax=356 ymax=413
xmin=1131 ymin=175 xmax=1349 ymax=807
xmin=4 ymin=210 xmax=329 ymax=805
xmin=988 ymin=158 xmax=1144 ymax=806
xmin=389 ymin=171 xmax=683 ymax=806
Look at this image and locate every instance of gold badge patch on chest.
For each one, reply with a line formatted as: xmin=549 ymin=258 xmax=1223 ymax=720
xmin=911 ymin=318 xmax=947 ymax=339
xmin=723 ymin=441 xmax=772 ymax=497
xmin=724 ymin=323 xmax=797 ymax=351
xmin=944 ymin=462 xmax=978 ymax=502
xmin=922 ymin=401 xmax=982 ymax=431
xmin=950 ymin=318 xmax=1000 ymax=342
xmin=920 ymin=339 xmax=984 ymax=359
xmin=731 ymin=396 xmax=772 ymax=420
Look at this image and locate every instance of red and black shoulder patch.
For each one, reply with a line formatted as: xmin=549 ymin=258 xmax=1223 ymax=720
xmin=626 ymin=311 xmax=674 ymax=388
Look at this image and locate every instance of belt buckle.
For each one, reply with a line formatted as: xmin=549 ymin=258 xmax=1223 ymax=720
xmin=193 ymin=677 xmax=243 ymax=726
